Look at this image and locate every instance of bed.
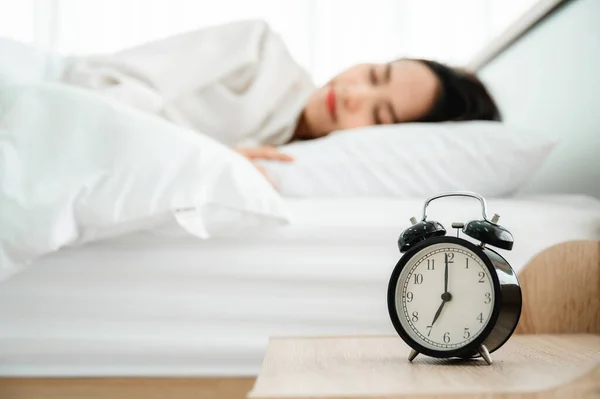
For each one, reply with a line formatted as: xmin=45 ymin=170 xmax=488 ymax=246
xmin=0 ymin=194 xmax=597 ymax=378
xmin=2 ymin=0 xmax=600 ymax=398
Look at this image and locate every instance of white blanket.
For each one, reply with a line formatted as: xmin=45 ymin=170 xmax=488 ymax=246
xmin=0 ymin=82 xmax=289 ymax=283
xmin=60 ymin=19 xmax=316 ymax=148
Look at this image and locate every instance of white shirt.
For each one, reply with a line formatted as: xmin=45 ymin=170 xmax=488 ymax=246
xmin=60 ymin=19 xmax=316 ymax=148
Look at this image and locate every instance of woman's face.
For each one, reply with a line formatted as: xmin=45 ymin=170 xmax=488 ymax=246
xmin=302 ymin=59 xmax=440 ymax=139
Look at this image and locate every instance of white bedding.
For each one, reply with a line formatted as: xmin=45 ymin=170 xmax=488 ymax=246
xmin=0 ymin=82 xmax=289 ymax=282
xmin=0 ymin=195 xmax=599 ymax=377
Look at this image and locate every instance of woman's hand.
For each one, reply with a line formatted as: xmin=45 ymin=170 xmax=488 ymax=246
xmin=234 ymin=146 xmax=294 ymax=162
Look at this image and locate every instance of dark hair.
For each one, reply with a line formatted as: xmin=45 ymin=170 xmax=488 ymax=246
xmin=409 ymin=58 xmax=501 ymax=122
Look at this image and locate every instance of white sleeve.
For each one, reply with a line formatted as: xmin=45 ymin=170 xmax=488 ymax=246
xmin=60 ymin=20 xmax=275 ymax=112
xmin=60 ymin=19 xmax=315 ymax=147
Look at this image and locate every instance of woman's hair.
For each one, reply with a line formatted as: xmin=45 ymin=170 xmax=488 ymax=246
xmin=409 ymin=58 xmax=502 ymax=122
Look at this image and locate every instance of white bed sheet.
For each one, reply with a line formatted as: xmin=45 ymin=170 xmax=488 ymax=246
xmin=0 ymin=195 xmax=599 ymax=377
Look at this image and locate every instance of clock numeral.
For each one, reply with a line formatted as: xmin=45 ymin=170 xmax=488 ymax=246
xmin=478 ymin=271 xmax=485 ymax=283
xmin=427 ymin=259 xmax=435 ymax=270
xmin=411 ymin=311 xmax=419 ymax=322
xmin=446 ymin=252 xmax=454 ymax=262
xmin=413 ymin=274 xmax=424 ymax=285
xmin=463 ymin=328 xmax=471 ymax=339
xmin=484 ymin=292 xmax=491 ymax=304
xmin=477 ymin=312 xmax=484 ymax=324
xmin=443 ymin=332 xmax=450 ymax=343
xmin=465 ymin=258 xmax=469 ymax=269
xmin=406 ymin=292 xmax=414 ymax=302
xmin=426 ymin=325 xmax=432 ymax=337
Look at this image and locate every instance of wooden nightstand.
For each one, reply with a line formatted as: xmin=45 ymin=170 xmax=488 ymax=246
xmin=247 ymin=334 xmax=600 ymax=399
xmin=248 ymin=241 xmax=600 ymax=399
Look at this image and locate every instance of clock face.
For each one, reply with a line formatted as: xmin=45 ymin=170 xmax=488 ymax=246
xmin=394 ymin=242 xmax=496 ymax=352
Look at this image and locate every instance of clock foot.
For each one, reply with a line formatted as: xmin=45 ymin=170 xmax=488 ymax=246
xmin=478 ymin=344 xmax=492 ymax=365
xmin=408 ymin=349 xmax=419 ymax=362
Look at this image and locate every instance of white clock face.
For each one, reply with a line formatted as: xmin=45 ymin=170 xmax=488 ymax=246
xmin=395 ymin=242 xmax=495 ymax=351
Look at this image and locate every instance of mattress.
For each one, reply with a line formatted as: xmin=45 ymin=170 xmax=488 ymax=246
xmin=0 ymin=195 xmax=599 ymax=377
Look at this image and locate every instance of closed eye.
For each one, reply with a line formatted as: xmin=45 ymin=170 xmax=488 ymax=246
xmin=373 ymin=106 xmax=382 ymax=125
xmin=369 ymin=67 xmax=378 ymax=85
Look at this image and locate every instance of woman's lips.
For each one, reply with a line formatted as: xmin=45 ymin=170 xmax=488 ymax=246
xmin=326 ymin=86 xmax=337 ymax=121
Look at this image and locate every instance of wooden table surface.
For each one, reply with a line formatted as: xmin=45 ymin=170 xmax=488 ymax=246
xmin=248 ymin=334 xmax=600 ymax=399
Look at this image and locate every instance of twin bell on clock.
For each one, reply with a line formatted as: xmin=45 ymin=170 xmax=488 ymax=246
xmin=387 ymin=191 xmax=522 ymax=365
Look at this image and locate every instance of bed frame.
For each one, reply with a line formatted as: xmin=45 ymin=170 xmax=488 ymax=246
xmin=2 ymin=1 xmax=599 ymax=398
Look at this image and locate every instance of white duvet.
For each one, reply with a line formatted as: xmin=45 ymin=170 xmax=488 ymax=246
xmin=0 ymin=83 xmax=289 ymax=282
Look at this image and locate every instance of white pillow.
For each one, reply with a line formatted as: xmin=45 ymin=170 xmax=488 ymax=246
xmin=257 ymin=121 xmax=557 ymax=198
xmin=0 ymin=82 xmax=288 ymax=281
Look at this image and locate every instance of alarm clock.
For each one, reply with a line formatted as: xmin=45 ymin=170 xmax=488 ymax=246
xmin=387 ymin=191 xmax=522 ymax=365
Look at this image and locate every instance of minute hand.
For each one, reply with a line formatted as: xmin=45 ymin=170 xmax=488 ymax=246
xmin=444 ymin=253 xmax=449 ymax=293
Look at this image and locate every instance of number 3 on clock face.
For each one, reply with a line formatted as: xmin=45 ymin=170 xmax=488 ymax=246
xmin=390 ymin=240 xmax=501 ymax=357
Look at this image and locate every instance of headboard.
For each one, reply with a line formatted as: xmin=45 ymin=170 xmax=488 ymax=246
xmin=468 ymin=0 xmax=600 ymax=199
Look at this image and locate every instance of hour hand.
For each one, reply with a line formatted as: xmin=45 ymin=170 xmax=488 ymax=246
xmin=430 ymin=300 xmax=446 ymax=326
xmin=431 ymin=292 xmax=452 ymax=326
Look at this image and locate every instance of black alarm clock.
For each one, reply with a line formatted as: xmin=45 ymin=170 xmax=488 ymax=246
xmin=387 ymin=191 xmax=522 ymax=365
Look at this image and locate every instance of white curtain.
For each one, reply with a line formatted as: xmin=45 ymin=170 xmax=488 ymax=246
xmin=0 ymin=0 xmax=538 ymax=85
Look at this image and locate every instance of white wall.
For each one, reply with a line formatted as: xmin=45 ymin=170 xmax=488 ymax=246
xmin=479 ymin=0 xmax=600 ymax=198
xmin=0 ymin=0 xmax=539 ymax=86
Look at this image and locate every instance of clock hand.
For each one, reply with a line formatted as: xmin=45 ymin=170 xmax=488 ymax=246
xmin=444 ymin=253 xmax=449 ymax=294
xmin=430 ymin=300 xmax=446 ymax=326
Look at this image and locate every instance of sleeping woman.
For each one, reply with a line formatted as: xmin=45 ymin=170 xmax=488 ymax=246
xmin=60 ymin=19 xmax=500 ymax=167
